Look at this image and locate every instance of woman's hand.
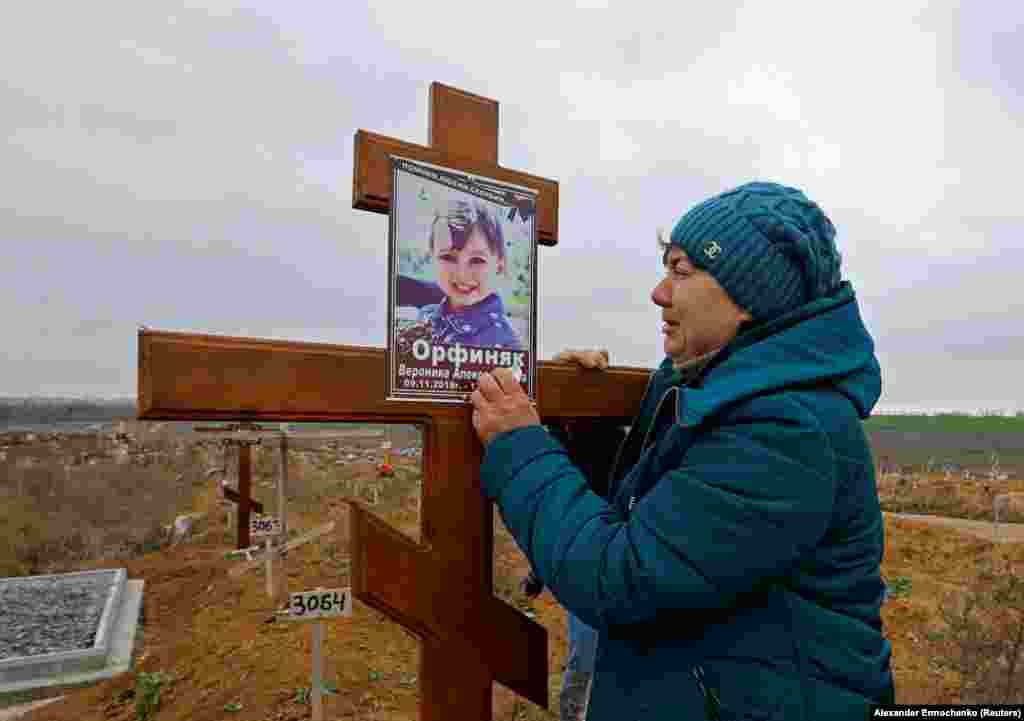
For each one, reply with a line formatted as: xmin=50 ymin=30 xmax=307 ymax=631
xmin=552 ymin=349 xmax=610 ymax=370
xmin=470 ymin=368 xmax=541 ymax=447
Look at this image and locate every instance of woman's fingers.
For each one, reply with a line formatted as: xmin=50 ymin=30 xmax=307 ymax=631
xmin=587 ymin=350 xmax=609 ymax=369
xmin=552 ymin=349 xmax=608 ymax=369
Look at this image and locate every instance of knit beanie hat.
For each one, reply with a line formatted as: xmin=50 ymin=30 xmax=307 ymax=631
xmin=669 ymin=181 xmax=842 ymax=324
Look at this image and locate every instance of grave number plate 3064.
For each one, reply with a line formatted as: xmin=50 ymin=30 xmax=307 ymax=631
xmin=283 ymin=588 xmax=352 ymax=621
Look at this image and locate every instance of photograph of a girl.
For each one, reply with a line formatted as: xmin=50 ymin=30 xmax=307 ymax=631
xmin=411 ymin=198 xmax=523 ymax=349
xmin=389 ymin=158 xmax=535 ymax=402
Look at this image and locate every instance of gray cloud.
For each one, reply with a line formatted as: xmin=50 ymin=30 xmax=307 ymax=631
xmin=0 ymin=1 xmax=1020 ymax=414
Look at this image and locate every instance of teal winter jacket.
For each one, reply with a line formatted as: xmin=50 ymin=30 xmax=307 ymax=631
xmin=481 ymin=282 xmax=894 ymax=720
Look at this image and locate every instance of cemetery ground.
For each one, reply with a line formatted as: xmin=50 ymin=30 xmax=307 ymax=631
xmin=1 ymin=428 xmax=1023 ymax=719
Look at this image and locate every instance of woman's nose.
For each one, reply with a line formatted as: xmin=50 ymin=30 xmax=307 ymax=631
xmin=651 ymin=278 xmax=671 ymax=307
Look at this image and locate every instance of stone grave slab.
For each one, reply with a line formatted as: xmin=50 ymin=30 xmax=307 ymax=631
xmin=0 ymin=569 xmax=144 ymax=706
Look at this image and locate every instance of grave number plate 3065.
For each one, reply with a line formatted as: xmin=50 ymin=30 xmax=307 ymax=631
xmin=250 ymin=515 xmax=282 ymax=537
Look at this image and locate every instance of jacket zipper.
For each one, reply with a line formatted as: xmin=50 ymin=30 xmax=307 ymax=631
xmin=606 ymin=369 xmax=660 ymax=494
xmin=638 ymin=386 xmax=678 ymax=454
xmin=627 ymin=386 xmax=678 ymax=512
xmin=692 ymin=666 xmax=722 ymax=720
xmin=610 ymin=376 xmax=721 ymax=719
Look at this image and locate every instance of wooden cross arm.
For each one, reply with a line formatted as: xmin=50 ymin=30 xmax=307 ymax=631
xmin=349 ymin=502 xmax=548 ymax=707
xmin=137 ymin=329 xmax=653 ymax=422
xmin=222 ymin=485 xmax=264 ymax=515
xmin=353 ymin=129 xmax=559 ymax=247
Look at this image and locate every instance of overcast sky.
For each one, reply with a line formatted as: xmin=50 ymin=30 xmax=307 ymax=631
xmin=2 ymin=1 xmax=1021 ymax=414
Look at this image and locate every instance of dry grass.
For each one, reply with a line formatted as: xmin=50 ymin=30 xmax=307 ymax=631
xmin=878 ymin=471 xmax=1024 ymax=523
xmin=881 ymin=515 xmax=1024 ymax=704
xmin=4 ymin=427 xmax=564 ymax=721
xmin=3 ymin=429 xmax=1024 ymax=717
xmin=0 ymin=434 xmax=202 ymax=577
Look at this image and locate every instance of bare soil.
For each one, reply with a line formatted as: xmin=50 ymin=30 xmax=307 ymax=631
xmin=886 ymin=512 xmax=1024 ymax=543
xmin=4 ymin=433 xmax=1024 ymax=717
xmin=5 ymin=452 xmax=573 ymax=721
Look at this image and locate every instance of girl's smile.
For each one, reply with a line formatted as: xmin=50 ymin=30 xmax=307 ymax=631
xmin=434 ymin=226 xmax=504 ymax=309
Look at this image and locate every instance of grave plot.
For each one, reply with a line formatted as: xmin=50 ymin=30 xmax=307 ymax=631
xmin=210 ymin=422 xmax=426 ymax=720
xmin=0 ymin=569 xmax=144 ymax=706
xmin=6 ymin=419 xmax=579 ymax=720
xmin=1 ymin=571 xmax=116 ymax=662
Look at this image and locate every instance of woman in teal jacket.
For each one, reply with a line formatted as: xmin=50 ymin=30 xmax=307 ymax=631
xmin=470 ymin=182 xmax=895 ymax=720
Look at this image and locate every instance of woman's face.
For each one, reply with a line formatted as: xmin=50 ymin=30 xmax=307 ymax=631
xmin=433 ymin=227 xmax=504 ymax=309
xmin=651 ymin=247 xmax=751 ymax=362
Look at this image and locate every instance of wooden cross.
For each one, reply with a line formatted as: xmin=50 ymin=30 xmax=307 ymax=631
xmin=137 ymin=82 xmax=653 ymax=720
xmin=194 ymin=422 xmax=268 ymax=549
xmin=223 ymin=484 xmax=264 ymax=518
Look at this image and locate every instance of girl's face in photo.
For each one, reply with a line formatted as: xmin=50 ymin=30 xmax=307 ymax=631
xmin=433 ymin=226 xmax=504 ymax=309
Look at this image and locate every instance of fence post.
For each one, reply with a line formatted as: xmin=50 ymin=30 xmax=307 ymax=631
xmin=279 ymin=424 xmax=289 ymax=548
xmin=266 ymin=536 xmax=274 ymax=599
xmin=312 ymin=588 xmax=324 ymax=721
xmin=993 ymin=495 xmax=1008 ymax=544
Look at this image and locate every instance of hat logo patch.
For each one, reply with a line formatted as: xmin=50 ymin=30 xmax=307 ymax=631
xmin=703 ymin=240 xmax=722 ymax=260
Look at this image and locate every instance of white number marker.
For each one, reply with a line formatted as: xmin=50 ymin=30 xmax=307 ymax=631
xmin=249 ymin=515 xmax=282 ymax=537
xmin=280 ymin=588 xmax=352 ymax=621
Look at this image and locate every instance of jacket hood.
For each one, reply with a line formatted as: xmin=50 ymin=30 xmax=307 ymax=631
xmin=668 ymin=281 xmax=881 ymax=425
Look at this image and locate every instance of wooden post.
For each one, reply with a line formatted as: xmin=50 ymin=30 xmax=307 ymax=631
xmin=266 ymin=536 xmax=274 ymax=599
xmin=279 ymin=424 xmax=289 ymax=545
xmin=137 ymin=82 xmax=653 ymax=720
xmin=994 ymin=494 xmax=1007 ymax=544
xmin=238 ymin=443 xmax=252 ymax=549
xmin=312 ymin=614 xmax=324 ymax=721
xmin=195 ymin=425 xmax=266 ymax=548
xmin=222 ymin=484 xmax=264 ymax=513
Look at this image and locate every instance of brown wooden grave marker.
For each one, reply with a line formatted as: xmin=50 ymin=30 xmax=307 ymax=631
xmin=195 ymin=422 xmax=268 ymax=549
xmin=137 ymin=82 xmax=653 ymax=720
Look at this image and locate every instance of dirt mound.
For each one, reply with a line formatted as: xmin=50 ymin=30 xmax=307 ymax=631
xmin=9 ymin=439 xmax=1024 ymax=717
xmin=18 ymin=470 xmax=568 ymax=721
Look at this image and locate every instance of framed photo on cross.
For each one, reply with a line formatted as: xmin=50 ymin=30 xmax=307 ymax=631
xmin=387 ymin=155 xmax=538 ymax=403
